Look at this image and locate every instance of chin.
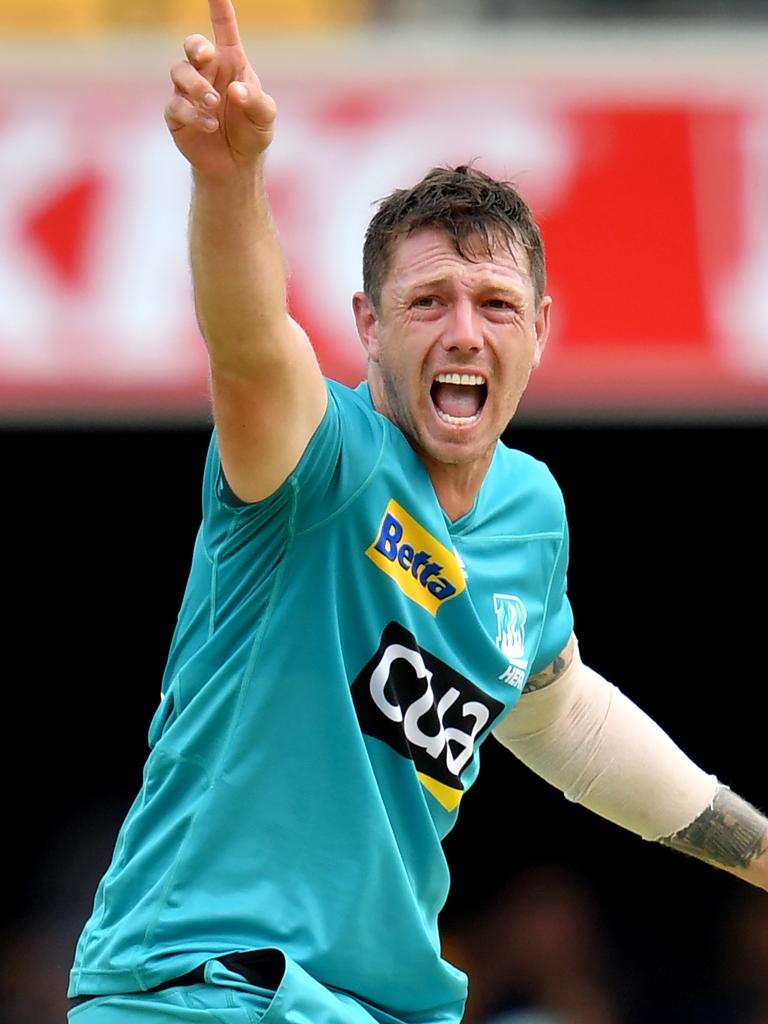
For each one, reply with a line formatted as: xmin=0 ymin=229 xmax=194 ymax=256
xmin=420 ymin=430 xmax=496 ymax=468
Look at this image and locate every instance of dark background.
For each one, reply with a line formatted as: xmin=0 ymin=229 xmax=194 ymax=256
xmin=4 ymin=419 xmax=767 ymax=1023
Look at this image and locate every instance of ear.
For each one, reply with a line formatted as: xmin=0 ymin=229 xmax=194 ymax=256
xmin=531 ymin=295 xmax=552 ymax=369
xmin=353 ymin=292 xmax=380 ymax=361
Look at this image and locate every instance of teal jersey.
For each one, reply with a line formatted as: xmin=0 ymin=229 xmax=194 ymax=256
xmin=70 ymin=380 xmax=573 ymax=1024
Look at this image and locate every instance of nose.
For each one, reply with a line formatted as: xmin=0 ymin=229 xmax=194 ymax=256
xmin=441 ymin=297 xmax=484 ymax=353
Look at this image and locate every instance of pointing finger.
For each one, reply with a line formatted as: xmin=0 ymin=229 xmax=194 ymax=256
xmin=208 ymin=0 xmax=242 ymax=48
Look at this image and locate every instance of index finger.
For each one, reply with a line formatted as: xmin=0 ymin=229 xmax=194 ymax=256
xmin=209 ymin=0 xmax=241 ymax=48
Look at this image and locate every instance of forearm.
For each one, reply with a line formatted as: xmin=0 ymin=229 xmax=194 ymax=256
xmin=495 ymin=640 xmax=768 ymax=891
xmin=190 ymin=160 xmax=290 ymax=375
xmin=661 ymin=784 xmax=768 ymax=892
xmin=495 ymin=643 xmax=718 ymax=841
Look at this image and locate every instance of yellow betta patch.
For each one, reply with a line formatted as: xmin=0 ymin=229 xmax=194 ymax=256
xmin=366 ymin=500 xmax=466 ymax=616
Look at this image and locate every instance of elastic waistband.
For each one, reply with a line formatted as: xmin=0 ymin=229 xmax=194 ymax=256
xmin=70 ymin=949 xmax=284 ymax=1009
xmin=70 ymin=965 xmax=206 ymax=1009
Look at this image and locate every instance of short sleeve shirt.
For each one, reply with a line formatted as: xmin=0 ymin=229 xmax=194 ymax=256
xmin=70 ymin=380 xmax=573 ymax=1024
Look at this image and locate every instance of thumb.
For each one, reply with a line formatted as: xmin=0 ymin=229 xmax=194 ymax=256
xmin=228 ymin=80 xmax=277 ymax=137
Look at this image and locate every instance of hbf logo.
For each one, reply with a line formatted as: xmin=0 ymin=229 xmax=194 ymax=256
xmin=366 ymin=500 xmax=466 ymax=616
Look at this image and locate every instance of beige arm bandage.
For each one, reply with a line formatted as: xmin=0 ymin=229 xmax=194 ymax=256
xmin=493 ymin=638 xmax=718 ymax=841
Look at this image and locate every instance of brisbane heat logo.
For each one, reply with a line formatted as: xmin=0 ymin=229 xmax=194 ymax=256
xmin=493 ymin=593 xmax=529 ymax=689
xmin=352 ymin=623 xmax=504 ymax=811
xmin=366 ymin=499 xmax=466 ymax=616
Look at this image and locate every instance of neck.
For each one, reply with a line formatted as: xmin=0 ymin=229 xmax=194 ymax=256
xmin=418 ymin=449 xmax=494 ymax=521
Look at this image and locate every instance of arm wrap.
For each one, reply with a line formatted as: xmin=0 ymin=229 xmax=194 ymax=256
xmin=493 ymin=639 xmax=718 ymax=841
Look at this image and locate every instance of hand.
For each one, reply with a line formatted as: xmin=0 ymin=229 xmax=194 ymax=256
xmin=164 ymin=0 xmax=277 ymax=179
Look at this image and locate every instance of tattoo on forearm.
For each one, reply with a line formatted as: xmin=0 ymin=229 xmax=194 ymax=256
xmin=523 ymin=635 xmax=576 ymax=693
xmin=660 ymin=785 xmax=768 ymax=871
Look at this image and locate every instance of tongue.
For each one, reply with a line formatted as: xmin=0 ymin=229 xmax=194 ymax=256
xmin=432 ymin=383 xmax=483 ymax=419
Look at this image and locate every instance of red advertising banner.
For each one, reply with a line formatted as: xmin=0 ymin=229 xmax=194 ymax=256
xmin=2 ymin=74 xmax=767 ymax=420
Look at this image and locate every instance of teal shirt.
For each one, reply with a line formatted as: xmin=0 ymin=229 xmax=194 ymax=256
xmin=70 ymin=380 xmax=573 ymax=1024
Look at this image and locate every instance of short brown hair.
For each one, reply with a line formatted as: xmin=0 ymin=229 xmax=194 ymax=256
xmin=362 ymin=165 xmax=546 ymax=312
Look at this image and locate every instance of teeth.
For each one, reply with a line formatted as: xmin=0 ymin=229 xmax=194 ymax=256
xmin=435 ymin=373 xmax=486 ymax=386
xmin=435 ymin=409 xmax=482 ymax=426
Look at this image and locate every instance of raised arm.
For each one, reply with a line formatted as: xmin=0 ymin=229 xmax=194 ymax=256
xmin=494 ymin=636 xmax=768 ymax=892
xmin=165 ymin=0 xmax=327 ymax=502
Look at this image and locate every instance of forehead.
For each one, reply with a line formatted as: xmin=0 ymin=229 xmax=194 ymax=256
xmin=385 ymin=226 xmax=532 ymax=294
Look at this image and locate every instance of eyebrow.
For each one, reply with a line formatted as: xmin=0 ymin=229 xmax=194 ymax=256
xmin=405 ymin=275 xmax=528 ymax=300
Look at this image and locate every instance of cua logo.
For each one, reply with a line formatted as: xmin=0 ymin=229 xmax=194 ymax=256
xmin=351 ymin=623 xmax=504 ymax=810
xmin=366 ymin=500 xmax=466 ymax=616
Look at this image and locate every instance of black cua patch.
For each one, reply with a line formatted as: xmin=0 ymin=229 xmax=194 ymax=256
xmin=351 ymin=621 xmax=504 ymax=790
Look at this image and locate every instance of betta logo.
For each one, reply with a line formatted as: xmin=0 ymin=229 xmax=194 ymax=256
xmin=352 ymin=623 xmax=503 ymax=810
xmin=366 ymin=500 xmax=466 ymax=616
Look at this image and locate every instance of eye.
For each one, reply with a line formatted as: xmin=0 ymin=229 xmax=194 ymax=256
xmin=412 ymin=296 xmax=439 ymax=308
xmin=483 ymin=298 xmax=514 ymax=310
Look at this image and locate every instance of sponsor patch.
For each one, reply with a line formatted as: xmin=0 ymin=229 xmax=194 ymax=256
xmin=352 ymin=622 xmax=504 ymax=810
xmin=366 ymin=500 xmax=466 ymax=616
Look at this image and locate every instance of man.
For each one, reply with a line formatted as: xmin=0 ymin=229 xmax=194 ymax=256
xmin=68 ymin=2 xmax=768 ymax=1022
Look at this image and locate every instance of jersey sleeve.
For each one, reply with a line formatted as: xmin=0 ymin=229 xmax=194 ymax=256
xmin=204 ymin=379 xmax=386 ymax=538
xmin=530 ymin=508 xmax=574 ymax=676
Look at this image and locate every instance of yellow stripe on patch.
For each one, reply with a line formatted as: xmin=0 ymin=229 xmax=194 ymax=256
xmin=418 ymin=772 xmax=463 ymax=811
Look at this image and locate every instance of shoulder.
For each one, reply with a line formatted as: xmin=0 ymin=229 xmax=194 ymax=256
xmin=493 ymin=443 xmax=561 ymax=489
xmin=327 ymin=379 xmax=389 ymax=443
xmin=201 ymin=379 xmax=389 ymax=520
xmin=481 ymin=443 xmax=567 ymax=535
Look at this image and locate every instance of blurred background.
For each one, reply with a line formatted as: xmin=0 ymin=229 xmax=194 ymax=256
xmin=2 ymin=1 xmax=768 ymax=1022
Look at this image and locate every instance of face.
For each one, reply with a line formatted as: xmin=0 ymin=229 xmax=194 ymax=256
xmin=353 ymin=227 xmax=551 ymax=478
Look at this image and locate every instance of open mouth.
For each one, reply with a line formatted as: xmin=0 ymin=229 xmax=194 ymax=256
xmin=430 ymin=372 xmax=488 ymax=426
